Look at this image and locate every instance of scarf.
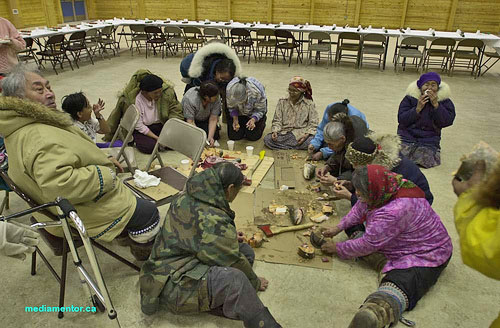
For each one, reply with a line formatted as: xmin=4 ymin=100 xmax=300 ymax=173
xmin=366 ymin=164 xmax=425 ymax=210
xmin=289 ymin=76 xmax=313 ymax=100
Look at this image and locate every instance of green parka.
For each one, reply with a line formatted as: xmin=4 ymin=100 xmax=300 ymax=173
xmin=104 ymin=69 xmax=184 ymax=141
xmin=140 ymin=168 xmax=260 ymax=315
xmin=0 ymin=96 xmax=136 ymax=241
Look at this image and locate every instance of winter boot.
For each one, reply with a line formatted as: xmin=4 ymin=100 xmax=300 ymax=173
xmin=348 ymin=291 xmax=402 ymax=328
xmin=244 ymin=307 xmax=282 ymax=328
xmin=129 ymin=239 xmax=154 ymax=261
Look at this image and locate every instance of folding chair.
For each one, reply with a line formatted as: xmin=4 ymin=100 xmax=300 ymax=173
xmin=256 ymin=29 xmax=277 ymax=60
xmin=105 ymin=104 xmax=139 ymax=175
xmin=144 ymin=26 xmax=166 ymax=59
xmin=17 ymin=37 xmax=40 ymax=67
xmin=85 ymin=28 xmax=105 ymax=60
xmin=424 ymin=38 xmax=455 ymax=72
xmin=231 ymin=28 xmax=257 ymax=64
xmin=480 ymin=50 xmax=500 ymax=76
xmin=164 ymin=26 xmax=186 ymax=56
xmin=273 ymin=29 xmax=302 ymax=67
xmin=335 ymin=32 xmax=362 ymax=68
xmin=450 ymin=39 xmax=484 ymax=78
xmin=98 ymin=25 xmax=119 ymax=57
xmin=360 ymin=33 xmax=387 ymax=70
xmin=36 ymin=34 xmax=74 ymax=75
xmin=124 ymin=118 xmax=206 ymax=206
xmin=129 ymin=24 xmax=148 ymax=55
xmin=203 ymin=27 xmax=226 ymax=44
xmin=308 ymin=31 xmax=333 ymax=67
xmin=0 ymin=169 xmax=138 ymax=323
xmin=395 ymin=37 xmax=427 ymax=72
xmin=183 ymin=26 xmax=205 ymax=53
xmin=66 ymin=30 xmax=94 ymax=68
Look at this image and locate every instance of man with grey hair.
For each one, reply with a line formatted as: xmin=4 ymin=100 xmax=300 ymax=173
xmin=316 ymin=113 xmax=368 ymax=183
xmin=0 ymin=64 xmax=161 ymax=261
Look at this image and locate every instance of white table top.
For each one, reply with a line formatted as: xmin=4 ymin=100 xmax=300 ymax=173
xmin=18 ymin=18 xmax=500 ymax=54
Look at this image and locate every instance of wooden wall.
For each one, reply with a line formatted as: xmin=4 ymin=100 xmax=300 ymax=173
xmin=2 ymin=0 xmax=63 ymax=28
xmin=55 ymin=0 xmax=500 ymax=33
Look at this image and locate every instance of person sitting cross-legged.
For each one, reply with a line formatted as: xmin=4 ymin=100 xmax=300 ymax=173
xmin=264 ymin=76 xmax=318 ymax=150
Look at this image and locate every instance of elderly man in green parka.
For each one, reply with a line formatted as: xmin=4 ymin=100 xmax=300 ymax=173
xmin=0 ymin=64 xmax=160 ymax=260
xmin=103 ymin=69 xmax=184 ymax=142
xmin=140 ymin=162 xmax=281 ymax=328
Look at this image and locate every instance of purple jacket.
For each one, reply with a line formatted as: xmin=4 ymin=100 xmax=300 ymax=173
xmin=397 ymin=81 xmax=455 ymax=148
xmin=336 ymin=198 xmax=453 ymax=273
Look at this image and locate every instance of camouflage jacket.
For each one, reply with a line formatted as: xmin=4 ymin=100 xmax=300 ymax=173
xmin=139 ymin=168 xmax=260 ymax=315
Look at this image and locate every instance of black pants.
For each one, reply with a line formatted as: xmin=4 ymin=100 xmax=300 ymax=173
xmin=381 ymin=256 xmax=451 ymax=310
xmin=227 ymin=115 xmax=266 ymax=141
xmin=195 ymin=119 xmax=220 ymax=140
xmin=125 ymin=198 xmax=160 ymax=233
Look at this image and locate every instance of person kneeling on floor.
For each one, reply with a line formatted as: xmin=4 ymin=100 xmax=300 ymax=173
xmin=140 ymin=162 xmax=281 ymax=327
xmin=0 ymin=64 xmax=160 ymax=261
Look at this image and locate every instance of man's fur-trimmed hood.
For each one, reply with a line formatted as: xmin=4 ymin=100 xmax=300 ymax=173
xmin=406 ymin=80 xmax=451 ymax=101
xmin=0 ymin=96 xmax=73 ymax=138
xmin=188 ymin=43 xmax=242 ymax=78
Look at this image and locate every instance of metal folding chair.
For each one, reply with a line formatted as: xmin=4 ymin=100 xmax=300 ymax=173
xmin=124 ymin=118 xmax=206 ymax=206
xmin=360 ymin=33 xmax=387 ymax=70
xmin=480 ymin=50 xmax=500 ymax=76
xmin=0 ymin=169 xmax=137 ymax=325
xmin=395 ymin=37 xmax=427 ymax=72
xmin=105 ymin=104 xmax=139 ymax=175
xmin=424 ymin=38 xmax=456 ymax=72
xmin=335 ymin=32 xmax=362 ymax=68
xmin=308 ymin=31 xmax=333 ymax=67
xmin=450 ymin=39 xmax=484 ymax=78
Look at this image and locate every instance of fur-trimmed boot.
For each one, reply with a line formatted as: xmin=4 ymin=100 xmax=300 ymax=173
xmin=244 ymin=307 xmax=282 ymax=328
xmin=129 ymin=240 xmax=154 ymax=261
xmin=349 ymin=288 xmax=406 ymax=328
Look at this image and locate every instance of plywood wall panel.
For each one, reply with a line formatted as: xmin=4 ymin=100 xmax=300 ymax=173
xmin=359 ymin=0 xmax=403 ymax=28
xmin=145 ymin=1 xmax=192 ymax=20
xmin=197 ymin=0 xmax=227 ymax=21
xmin=272 ymin=0 xmax=312 ymax=25
xmin=313 ymin=0 xmax=357 ymax=26
xmin=1 ymin=2 xmax=11 ymax=22
xmin=232 ymin=0 xmax=268 ymax=23
xmin=19 ymin=0 xmax=45 ymax=27
xmin=404 ymin=0 xmax=453 ymax=31
xmin=453 ymin=0 xmax=500 ymax=33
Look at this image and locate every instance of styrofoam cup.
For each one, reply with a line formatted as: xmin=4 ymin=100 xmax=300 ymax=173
xmin=246 ymin=146 xmax=254 ymax=156
xmin=181 ymin=159 xmax=190 ymax=171
xmin=227 ymin=140 xmax=235 ymax=151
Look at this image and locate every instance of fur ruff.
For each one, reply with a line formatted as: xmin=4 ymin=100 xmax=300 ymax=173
xmin=188 ymin=43 xmax=242 ymax=78
xmin=406 ymin=81 xmax=451 ymax=101
xmin=475 ymin=159 xmax=500 ymax=208
xmin=368 ymin=133 xmax=402 ymax=170
xmin=0 ymin=96 xmax=73 ymax=128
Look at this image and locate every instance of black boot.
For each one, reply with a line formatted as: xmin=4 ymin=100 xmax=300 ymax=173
xmin=360 ymin=252 xmax=387 ymax=273
xmin=244 ymin=307 xmax=282 ymax=328
xmin=129 ymin=239 xmax=154 ymax=261
xmin=348 ymin=292 xmax=401 ymax=328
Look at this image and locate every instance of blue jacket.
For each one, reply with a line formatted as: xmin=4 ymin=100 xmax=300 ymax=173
xmin=351 ymin=154 xmax=434 ymax=206
xmin=310 ymin=102 xmax=369 ymax=159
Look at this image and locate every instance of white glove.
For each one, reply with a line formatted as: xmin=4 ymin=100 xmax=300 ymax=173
xmin=0 ymin=221 xmax=39 ymax=260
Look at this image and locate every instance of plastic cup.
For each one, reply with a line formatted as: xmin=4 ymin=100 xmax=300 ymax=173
xmin=227 ymin=140 xmax=235 ymax=151
xmin=246 ymin=146 xmax=254 ymax=156
xmin=181 ymin=159 xmax=190 ymax=171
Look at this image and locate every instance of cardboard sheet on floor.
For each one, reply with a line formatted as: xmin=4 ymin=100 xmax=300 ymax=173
xmin=232 ymin=189 xmax=339 ymax=270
